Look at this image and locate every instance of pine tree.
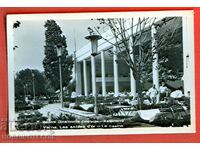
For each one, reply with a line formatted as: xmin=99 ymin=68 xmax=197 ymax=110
xmin=43 ymin=20 xmax=73 ymax=90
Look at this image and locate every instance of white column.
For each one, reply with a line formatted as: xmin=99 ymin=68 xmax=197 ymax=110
xmin=151 ymin=24 xmax=160 ymax=103
xmin=101 ymin=50 xmax=106 ymax=97
xmin=129 ymin=39 xmax=136 ymax=97
xmin=83 ymin=59 xmax=88 ymax=96
xmin=91 ymin=55 xmax=96 ymax=96
xmin=113 ymin=46 xmax=119 ymax=97
xmin=75 ymin=62 xmax=82 ymax=95
xmin=130 ymin=56 xmax=136 ymax=97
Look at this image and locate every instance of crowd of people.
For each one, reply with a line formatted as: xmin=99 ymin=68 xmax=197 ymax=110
xmin=146 ymin=81 xmax=190 ymax=105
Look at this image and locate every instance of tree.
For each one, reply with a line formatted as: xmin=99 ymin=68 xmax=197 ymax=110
xmin=13 ymin=21 xmax=21 ymax=51
xmin=13 ymin=20 xmax=21 ymax=29
xmin=15 ymin=69 xmax=46 ymax=99
xmin=43 ymin=20 xmax=73 ymax=91
xmin=91 ymin=17 xmax=182 ymax=109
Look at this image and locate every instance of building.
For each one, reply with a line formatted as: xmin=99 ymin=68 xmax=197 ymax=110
xmin=74 ymin=16 xmax=193 ymax=100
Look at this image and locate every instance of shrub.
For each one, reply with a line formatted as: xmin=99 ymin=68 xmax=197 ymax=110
xmin=87 ymin=104 xmax=111 ymax=115
xmin=120 ymin=101 xmax=130 ymax=106
xmin=63 ymin=102 xmax=70 ymax=108
xmin=72 ymin=105 xmax=85 ymax=111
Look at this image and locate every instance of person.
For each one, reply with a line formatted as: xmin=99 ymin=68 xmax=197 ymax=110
xmin=147 ymin=84 xmax=158 ymax=104
xmin=71 ymin=91 xmax=77 ymax=98
xmin=160 ymin=82 xmax=169 ymax=101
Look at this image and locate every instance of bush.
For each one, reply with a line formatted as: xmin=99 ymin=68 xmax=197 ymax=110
xmin=142 ymin=103 xmax=161 ymax=110
xmin=63 ymin=102 xmax=70 ymax=108
xmin=87 ymin=104 xmax=111 ymax=115
xmin=63 ymin=97 xmax=76 ymax=103
xmin=120 ymin=101 xmax=130 ymax=106
xmin=16 ymin=111 xmax=47 ymax=125
xmin=72 ymin=105 xmax=85 ymax=111
xmin=15 ymin=99 xmax=32 ymax=112
xmin=150 ymin=108 xmax=191 ymax=127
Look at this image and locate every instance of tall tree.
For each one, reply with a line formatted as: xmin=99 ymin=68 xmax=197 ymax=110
xmin=91 ymin=17 xmax=182 ymax=109
xmin=15 ymin=69 xmax=46 ymax=98
xmin=43 ymin=20 xmax=73 ymax=90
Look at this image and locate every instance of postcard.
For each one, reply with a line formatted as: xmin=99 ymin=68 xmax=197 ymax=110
xmin=7 ymin=10 xmax=195 ymax=136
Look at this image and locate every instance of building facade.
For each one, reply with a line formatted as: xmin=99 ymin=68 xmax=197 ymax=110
xmin=74 ymin=16 xmax=194 ymax=100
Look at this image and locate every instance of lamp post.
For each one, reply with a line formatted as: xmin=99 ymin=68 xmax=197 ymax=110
xmin=25 ymin=83 xmax=28 ymax=96
xmin=32 ymin=72 xmax=36 ymax=101
xmin=85 ymin=33 xmax=102 ymax=116
xmin=23 ymin=85 xmax=26 ymax=100
xmin=56 ymin=43 xmax=64 ymax=108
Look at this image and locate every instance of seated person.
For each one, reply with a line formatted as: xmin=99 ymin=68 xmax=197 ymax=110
xmin=160 ymin=82 xmax=170 ymax=101
xmin=147 ymin=84 xmax=158 ymax=104
xmin=71 ymin=91 xmax=77 ymax=98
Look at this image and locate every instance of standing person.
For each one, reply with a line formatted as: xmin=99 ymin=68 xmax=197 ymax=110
xmin=160 ymin=81 xmax=169 ymax=101
xmin=147 ymin=84 xmax=158 ymax=104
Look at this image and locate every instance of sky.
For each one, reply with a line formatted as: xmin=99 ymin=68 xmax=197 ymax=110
xmin=13 ymin=19 xmax=103 ymax=72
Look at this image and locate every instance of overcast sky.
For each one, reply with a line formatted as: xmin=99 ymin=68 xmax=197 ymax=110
xmin=13 ymin=19 xmax=103 ymax=72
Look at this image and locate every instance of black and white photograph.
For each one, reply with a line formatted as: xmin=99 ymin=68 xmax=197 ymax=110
xmin=7 ymin=11 xmax=195 ymax=136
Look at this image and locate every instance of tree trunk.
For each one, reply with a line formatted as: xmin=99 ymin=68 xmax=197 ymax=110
xmin=136 ymin=80 xmax=143 ymax=110
xmin=134 ymin=73 xmax=143 ymax=110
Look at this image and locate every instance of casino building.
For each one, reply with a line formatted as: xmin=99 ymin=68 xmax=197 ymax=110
xmin=74 ymin=16 xmax=194 ymax=100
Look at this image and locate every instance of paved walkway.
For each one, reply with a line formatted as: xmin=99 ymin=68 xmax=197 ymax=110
xmin=37 ymin=103 xmax=105 ymax=120
xmin=38 ymin=103 xmax=62 ymax=117
xmin=37 ymin=103 xmax=160 ymax=121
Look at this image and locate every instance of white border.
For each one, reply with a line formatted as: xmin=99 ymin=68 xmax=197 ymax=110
xmin=7 ymin=10 xmax=195 ymax=136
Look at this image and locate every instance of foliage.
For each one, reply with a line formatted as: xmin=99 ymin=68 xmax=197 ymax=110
xmin=15 ymin=98 xmax=31 ymax=112
xmin=13 ymin=21 xmax=21 ymax=29
xmin=16 ymin=110 xmax=47 ymax=124
xmin=66 ymin=82 xmax=76 ymax=96
xmin=13 ymin=21 xmax=21 ymax=50
xmin=44 ymin=78 xmax=56 ymax=96
xmin=43 ymin=20 xmax=73 ymax=90
xmin=87 ymin=104 xmax=111 ymax=115
xmin=15 ymin=68 xmax=46 ymax=98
